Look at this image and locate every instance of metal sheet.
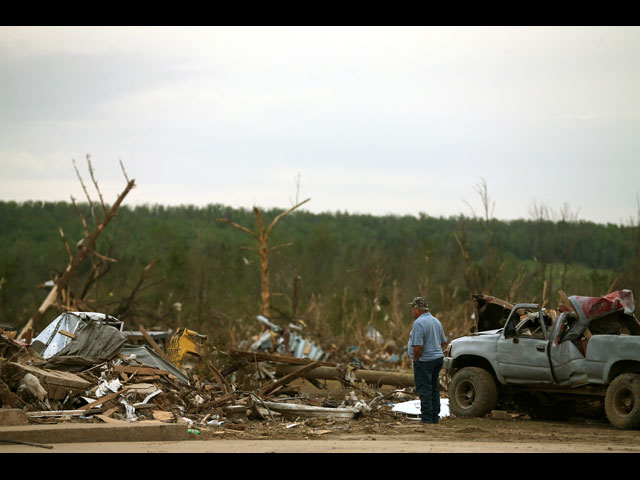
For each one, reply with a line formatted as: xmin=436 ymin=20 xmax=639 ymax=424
xmin=121 ymin=344 xmax=190 ymax=384
xmin=32 ymin=312 xmax=123 ymax=359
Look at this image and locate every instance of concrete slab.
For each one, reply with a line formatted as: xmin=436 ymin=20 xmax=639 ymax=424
xmin=0 ymin=421 xmax=190 ymax=444
xmin=0 ymin=409 xmax=29 ymax=426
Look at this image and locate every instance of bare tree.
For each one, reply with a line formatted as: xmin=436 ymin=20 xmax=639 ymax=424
xmin=455 ymin=178 xmax=504 ymax=296
xmin=557 ymin=202 xmax=580 ymax=293
xmin=217 ymin=198 xmax=311 ymax=320
xmin=18 ymin=157 xmax=135 ymax=340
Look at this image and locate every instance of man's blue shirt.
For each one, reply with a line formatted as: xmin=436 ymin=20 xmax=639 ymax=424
xmin=408 ymin=312 xmax=447 ymax=362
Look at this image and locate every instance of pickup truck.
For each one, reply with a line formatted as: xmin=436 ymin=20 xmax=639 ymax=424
xmin=443 ymin=290 xmax=640 ymax=429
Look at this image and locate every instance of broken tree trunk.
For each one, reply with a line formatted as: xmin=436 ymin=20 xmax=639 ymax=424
xmin=229 ymin=350 xmax=414 ymax=388
xmin=217 ymin=198 xmax=311 ymax=320
xmin=19 ymin=158 xmax=135 ymax=340
xmin=229 ymin=348 xmax=334 ymax=367
xmin=274 ymin=364 xmax=415 ymax=388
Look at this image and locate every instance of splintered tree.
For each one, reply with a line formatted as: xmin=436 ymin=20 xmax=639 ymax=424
xmin=217 ymin=198 xmax=311 ymax=321
xmin=18 ymin=156 xmax=135 ymax=340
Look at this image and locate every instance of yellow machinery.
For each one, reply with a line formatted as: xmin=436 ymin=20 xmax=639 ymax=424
xmin=167 ymin=328 xmax=207 ymax=372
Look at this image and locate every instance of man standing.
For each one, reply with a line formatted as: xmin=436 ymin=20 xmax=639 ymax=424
xmin=407 ymin=297 xmax=447 ymax=424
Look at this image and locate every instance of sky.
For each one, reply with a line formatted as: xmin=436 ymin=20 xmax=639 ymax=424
xmin=1 ymin=26 xmax=639 ymax=226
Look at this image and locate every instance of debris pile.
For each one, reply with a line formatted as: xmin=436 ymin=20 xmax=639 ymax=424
xmin=1 ymin=312 xmax=426 ymax=434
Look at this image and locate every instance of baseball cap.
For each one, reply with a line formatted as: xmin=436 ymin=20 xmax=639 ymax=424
xmin=408 ymin=296 xmax=429 ymax=309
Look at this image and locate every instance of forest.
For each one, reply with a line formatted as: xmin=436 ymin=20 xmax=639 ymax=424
xmin=2 ymin=181 xmax=639 ymax=361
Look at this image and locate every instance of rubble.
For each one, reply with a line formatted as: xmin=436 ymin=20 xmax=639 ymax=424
xmin=1 ymin=311 xmax=429 ymax=436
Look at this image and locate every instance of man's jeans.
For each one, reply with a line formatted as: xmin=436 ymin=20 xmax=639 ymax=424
xmin=413 ymin=357 xmax=444 ymax=423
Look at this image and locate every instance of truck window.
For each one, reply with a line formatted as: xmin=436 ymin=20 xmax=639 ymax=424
xmin=505 ymin=308 xmax=546 ymax=340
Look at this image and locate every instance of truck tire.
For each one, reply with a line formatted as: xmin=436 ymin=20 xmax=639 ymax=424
xmin=448 ymin=367 xmax=498 ymax=418
xmin=605 ymin=373 xmax=640 ymax=430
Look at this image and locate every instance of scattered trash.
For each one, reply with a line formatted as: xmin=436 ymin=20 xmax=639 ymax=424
xmin=96 ymin=379 xmax=123 ymax=398
xmin=250 ymin=315 xmax=330 ymax=361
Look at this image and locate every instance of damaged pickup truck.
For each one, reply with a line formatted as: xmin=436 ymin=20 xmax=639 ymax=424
xmin=443 ymin=290 xmax=640 ymax=429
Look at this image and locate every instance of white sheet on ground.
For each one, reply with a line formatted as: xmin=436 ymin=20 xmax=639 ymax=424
xmin=391 ymin=398 xmax=450 ymax=419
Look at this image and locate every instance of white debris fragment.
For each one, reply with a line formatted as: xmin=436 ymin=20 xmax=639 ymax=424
xmin=96 ymin=379 xmax=122 ymax=398
xmin=391 ymin=398 xmax=450 ymax=419
xmin=120 ymin=398 xmax=138 ymax=421
xmin=134 ymin=389 xmax=163 ymax=407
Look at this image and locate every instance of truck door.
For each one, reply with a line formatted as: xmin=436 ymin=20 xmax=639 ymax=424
xmin=548 ymin=312 xmax=588 ymax=386
xmin=496 ymin=305 xmax=554 ymax=384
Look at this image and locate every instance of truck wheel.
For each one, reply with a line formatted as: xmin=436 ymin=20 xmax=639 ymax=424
xmin=605 ymin=373 xmax=640 ymax=430
xmin=448 ymin=367 xmax=498 ymax=418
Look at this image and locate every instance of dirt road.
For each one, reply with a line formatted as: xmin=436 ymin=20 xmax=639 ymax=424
xmin=2 ymin=414 xmax=639 ymax=453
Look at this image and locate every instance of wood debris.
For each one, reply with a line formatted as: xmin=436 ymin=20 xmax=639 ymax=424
xmin=1 ymin=313 xmax=426 ymax=433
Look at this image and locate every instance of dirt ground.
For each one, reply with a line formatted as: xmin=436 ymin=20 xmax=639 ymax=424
xmin=3 ymin=407 xmax=640 ymax=453
xmin=3 ymin=378 xmax=640 ymax=453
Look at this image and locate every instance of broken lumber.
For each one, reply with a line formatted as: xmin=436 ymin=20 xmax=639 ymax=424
xmin=260 ymin=361 xmax=321 ymax=396
xmin=79 ymin=386 xmax=132 ymax=410
xmin=113 ymin=365 xmax=171 ymax=377
xmin=203 ymin=392 xmax=235 ymax=409
xmin=274 ymin=365 xmax=415 ymax=388
xmin=59 ymin=330 xmax=77 ymax=340
xmin=2 ymin=362 xmax=92 ymax=400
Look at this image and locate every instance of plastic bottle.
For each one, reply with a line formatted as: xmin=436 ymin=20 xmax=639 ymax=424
xmin=188 ymin=428 xmax=201 ymax=435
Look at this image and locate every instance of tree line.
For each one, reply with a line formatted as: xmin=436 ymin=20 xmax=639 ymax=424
xmin=1 ymin=199 xmax=638 ymax=345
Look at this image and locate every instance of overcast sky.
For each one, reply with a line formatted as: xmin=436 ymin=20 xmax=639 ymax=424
xmin=1 ymin=26 xmax=639 ymax=225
